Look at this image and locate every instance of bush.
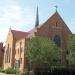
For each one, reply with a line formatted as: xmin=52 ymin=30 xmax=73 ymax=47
xmin=16 ymin=71 xmax=26 ymax=75
xmin=4 ymin=67 xmax=16 ymax=74
xmin=19 ymin=72 xmax=26 ymax=75
xmin=16 ymin=69 xmax=29 ymax=75
xmin=0 ymin=67 xmax=3 ymax=72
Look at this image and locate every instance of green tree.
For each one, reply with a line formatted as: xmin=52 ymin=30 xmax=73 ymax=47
xmin=26 ymin=37 xmax=61 ymax=70
xmin=68 ymin=35 xmax=75 ymax=65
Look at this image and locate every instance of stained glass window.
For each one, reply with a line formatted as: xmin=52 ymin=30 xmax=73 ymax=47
xmin=54 ymin=35 xmax=61 ymax=47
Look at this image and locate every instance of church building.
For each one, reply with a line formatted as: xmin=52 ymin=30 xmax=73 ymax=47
xmin=3 ymin=7 xmax=72 ymax=71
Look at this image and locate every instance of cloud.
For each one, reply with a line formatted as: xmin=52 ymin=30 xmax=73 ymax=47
xmin=0 ymin=0 xmax=35 ymax=42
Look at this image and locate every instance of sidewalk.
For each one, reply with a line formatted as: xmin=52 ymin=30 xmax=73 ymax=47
xmin=0 ymin=73 xmax=15 ymax=75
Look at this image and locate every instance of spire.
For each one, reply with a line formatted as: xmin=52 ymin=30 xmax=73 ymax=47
xmin=35 ymin=6 xmax=39 ymax=27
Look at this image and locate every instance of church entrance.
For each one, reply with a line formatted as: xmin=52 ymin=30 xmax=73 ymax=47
xmin=14 ymin=60 xmax=20 ymax=71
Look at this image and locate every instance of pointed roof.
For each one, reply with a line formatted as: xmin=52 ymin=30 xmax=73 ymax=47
xmin=11 ymin=29 xmax=29 ymax=40
xmin=52 ymin=11 xmax=72 ymax=33
xmin=46 ymin=11 xmax=62 ymax=23
xmin=35 ymin=6 xmax=39 ymax=27
xmin=38 ymin=11 xmax=72 ymax=33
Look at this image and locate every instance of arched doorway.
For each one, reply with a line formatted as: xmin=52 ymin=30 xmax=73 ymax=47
xmin=54 ymin=35 xmax=61 ymax=47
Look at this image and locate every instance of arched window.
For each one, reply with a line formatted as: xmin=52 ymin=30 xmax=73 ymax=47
xmin=56 ymin=22 xmax=58 ymax=27
xmin=54 ymin=35 xmax=61 ymax=47
xmin=5 ymin=44 xmax=10 ymax=63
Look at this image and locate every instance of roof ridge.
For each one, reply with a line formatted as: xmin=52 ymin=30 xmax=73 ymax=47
xmin=11 ymin=29 xmax=28 ymax=33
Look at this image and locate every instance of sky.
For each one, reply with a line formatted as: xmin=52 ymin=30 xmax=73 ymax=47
xmin=0 ymin=0 xmax=75 ymax=43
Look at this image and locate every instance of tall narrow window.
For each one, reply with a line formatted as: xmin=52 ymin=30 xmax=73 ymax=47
xmin=20 ymin=42 xmax=22 ymax=53
xmin=18 ymin=48 xmax=19 ymax=54
xmin=15 ymin=49 xmax=16 ymax=55
xmin=56 ymin=22 xmax=58 ymax=27
xmin=5 ymin=44 xmax=10 ymax=63
xmin=20 ymin=58 xmax=22 ymax=64
xmin=54 ymin=35 xmax=61 ymax=47
xmin=20 ymin=47 xmax=22 ymax=53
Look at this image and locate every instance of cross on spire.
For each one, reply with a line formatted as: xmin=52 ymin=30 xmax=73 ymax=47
xmin=55 ymin=5 xmax=58 ymax=12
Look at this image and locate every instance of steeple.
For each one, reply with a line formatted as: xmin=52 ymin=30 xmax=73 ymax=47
xmin=35 ymin=6 xmax=39 ymax=27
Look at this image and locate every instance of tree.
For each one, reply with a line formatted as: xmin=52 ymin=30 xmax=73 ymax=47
xmin=68 ymin=35 xmax=75 ymax=65
xmin=26 ymin=37 xmax=62 ymax=71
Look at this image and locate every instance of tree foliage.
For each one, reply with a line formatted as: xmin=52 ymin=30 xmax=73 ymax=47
xmin=68 ymin=35 xmax=75 ymax=65
xmin=26 ymin=37 xmax=61 ymax=69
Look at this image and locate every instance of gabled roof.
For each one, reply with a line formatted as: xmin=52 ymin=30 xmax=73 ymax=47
xmin=37 ymin=11 xmax=72 ymax=34
xmin=11 ymin=29 xmax=29 ymax=40
xmin=37 ymin=11 xmax=60 ymax=28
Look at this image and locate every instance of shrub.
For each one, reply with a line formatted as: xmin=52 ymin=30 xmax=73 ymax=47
xmin=19 ymin=72 xmax=26 ymax=75
xmin=0 ymin=67 xmax=4 ymax=72
xmin=16 ymin=71 xmax=26 ymax=75
xmin=16 ymin=69 xmax=29 ymax=75
xmin=0 ymin=67 xmax=3 ymax=72
xmin=4 ymin=67 xmax=16 ymax=74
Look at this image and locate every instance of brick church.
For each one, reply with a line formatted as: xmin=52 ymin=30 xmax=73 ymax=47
xmin=0 ymin=7 xmax=72 ymax=71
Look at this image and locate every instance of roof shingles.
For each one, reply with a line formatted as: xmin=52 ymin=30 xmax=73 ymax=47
xmin=11 ymin=30 xmax=29 ymax=40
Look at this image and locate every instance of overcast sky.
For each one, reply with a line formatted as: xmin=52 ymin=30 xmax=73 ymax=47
xmin=0 ymin=0 xmax=75 ymax=43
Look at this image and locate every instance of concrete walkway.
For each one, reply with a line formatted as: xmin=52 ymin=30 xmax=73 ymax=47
xmin=0 ymin=73 xmax=15 ymax=75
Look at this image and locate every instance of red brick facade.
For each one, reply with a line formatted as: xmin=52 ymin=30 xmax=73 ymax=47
xmin=3 ymin=11 xmax=72 ymax=70
xmin=31 ymin=11 xmax=72 ymax=65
